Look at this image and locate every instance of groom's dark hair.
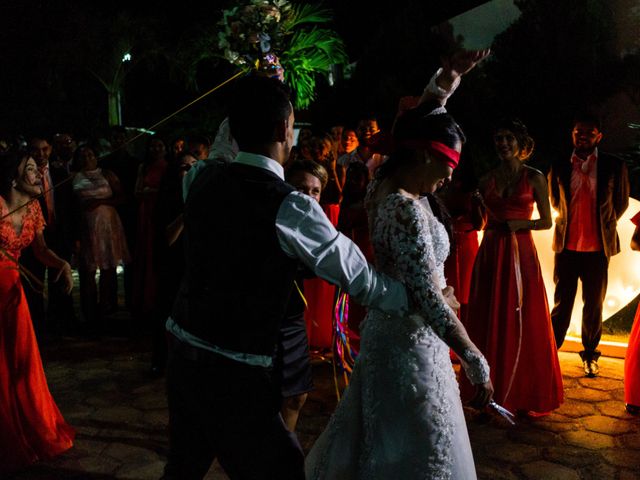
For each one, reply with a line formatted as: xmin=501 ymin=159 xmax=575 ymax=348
xmin=228 ymin=75 xmax=292 ymax=149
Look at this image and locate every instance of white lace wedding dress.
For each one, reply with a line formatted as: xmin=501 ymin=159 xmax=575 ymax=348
xmin=305 ymin=192 xmax=477 ymax=480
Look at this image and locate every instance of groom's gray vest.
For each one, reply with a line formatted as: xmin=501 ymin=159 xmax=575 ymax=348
xmin=173 ymin=160 xmax=298 ymax=358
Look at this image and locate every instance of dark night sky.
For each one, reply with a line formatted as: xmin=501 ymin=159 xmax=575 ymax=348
xmin=0 ymin=0 xmax=490 ymax=138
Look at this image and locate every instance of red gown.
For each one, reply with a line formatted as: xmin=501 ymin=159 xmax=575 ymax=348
xmin=304 ymin=203 xmax=340 ymax=349
xmin=625 ymin=211 xmax=640 ymax=407
xmin=133 ymin=159 xmax=168 ymax=318
xmin=463 ymin=170 xmax=564 ymax=413
xmin=0 ymin=197 xmax=74 ymax=473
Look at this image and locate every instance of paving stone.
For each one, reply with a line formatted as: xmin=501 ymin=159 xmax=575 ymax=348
xmin=72 ymin=437 xmax=110 ymax=456
xmin=611 ymin=388 xmax=626 ymax=401
xmin=534 ymin=419 xmax=579 ymax=433
xmin=578 ymin=377 xmax=623 ymax=391
xmin=581 ymin=415 xmax=636 ymax=435
xmin=78 ymin=359 xmax=112 ymax=370
xmin=561 ymin=430 xmax=616 ymax=449
xmin=141 ymin=408 xmax=169 ymax=427
xmin=99 ymin=426 xmax=164 ymax=442
xmin=17 ymin=333 xmax=639 ymax=478
xmin=476 ymin=464 xmax=519 ymax=480
xmin=483 ymin=442 xmax=538 ymax=464
xmin=598 ymin=358 xmax=625 ymax=380
xmin=562 ymin=378 xmax=581 ymax=389
xmin=63 ymin=403 xmax=96 ymax=421
xmin=132 ymin=381 xmax=166 ymax=395
xmin=76 ymin=367 xmax=114 ymax=381
xmin=112 ymin=357 xmax=147 ymax=371
xmin=467 ymin=422 xmax=510 ymax=444
xmin=601 ymin=448 xmax=640 ymax=469
xmin=540 ymin=445 xmax=603 ymax=468
xmin=506 ymin=427 xmax=561 ymax=446
xmin=555 ymin=400 xmax=599 ymax=417
xmin=132 ymin=392 xmax=168 ymax=410
xmin=564 ymin=387 xmax=613 ymax=402
xmin=116 ymin=459 xmax=166 ymax=479
xmin=44 ymin=365 xmax=76 ymax=382
xmin=596 ymin=400 xmax=634 ymax=419
xmin=577 ymin=462 xmax=619 ymax=480
xmin=519 ymin=460 xmax=580 ymax=480
xmin=618 ymin=432 xmax=640 ymax=449
xmin=93 ymin=405 xmax=143 ymax=424
xmin=54 ymin=452 xmax=121 ymax=475
xmin=103 ymin=442 xmax=161 ymax=464
xmin=620 ymin=469 xmax=640 ymax=480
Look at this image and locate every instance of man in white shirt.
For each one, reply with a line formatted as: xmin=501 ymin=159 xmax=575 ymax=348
xmin=162 ymin=75 xmax=408 ymax=480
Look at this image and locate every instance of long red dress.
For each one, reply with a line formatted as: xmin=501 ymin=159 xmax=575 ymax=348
xmin=463 ymin=169 xmax=564 ymax=413
xmin=304 ymin=203 xmax=340 ymax=349
xmin=625 ymin=211 xmax=640 ymax=408
xmin=133 ymin=159 xmax=168 ymax=319
xmin=0 ymin=197 xmax=74 ymax=473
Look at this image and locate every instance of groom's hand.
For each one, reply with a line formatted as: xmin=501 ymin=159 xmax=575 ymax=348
xmin=442 ymin=286 xmax=460 ymax=311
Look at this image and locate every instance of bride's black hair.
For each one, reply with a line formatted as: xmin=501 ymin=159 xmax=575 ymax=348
xmin=0 ymin=149 xmax=30 ymax=198
xmin=373 ymin=100 xmax=465 ymax=244
xmin=375 ymin=100 xmax=465 ymax=181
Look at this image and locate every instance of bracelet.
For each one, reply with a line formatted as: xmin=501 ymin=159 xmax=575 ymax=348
xmin=531 ymin=219 xmax=538 ymax=230
xmin=460 ymin=348 xmax=491 ymax=385
xmin=424 ymin=68 xmax=461 ymax=102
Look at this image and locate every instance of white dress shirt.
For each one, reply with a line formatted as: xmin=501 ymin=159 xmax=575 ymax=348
xmin=169 ymin=151 xmax=409 ymax=366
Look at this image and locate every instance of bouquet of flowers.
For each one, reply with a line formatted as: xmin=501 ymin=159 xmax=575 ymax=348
xmin=217 ymin=0 xmax=348 ymax=108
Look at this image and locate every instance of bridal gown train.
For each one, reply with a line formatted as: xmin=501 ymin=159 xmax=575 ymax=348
xmin=306 ymin=193 xmax=477 ymax=480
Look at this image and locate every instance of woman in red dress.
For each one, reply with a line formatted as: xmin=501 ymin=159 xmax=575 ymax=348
xmin=133 ymin=137 xmax=168 ymax=329
xmin=625 ymin=211 xmax=640 ymax=414
xmin=0 ymin=150 xmax=75 ymax=473
xmin=304 ymin=135 xmax=343 ymax=348
xmin=439 ymin=159 xmax=483 ymax=323
xmin=463 ymin=119 xmax=563 ymax=414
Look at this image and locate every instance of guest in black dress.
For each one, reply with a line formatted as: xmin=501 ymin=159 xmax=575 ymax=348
xmin=280 ymin=159 xmax=328 ymax=431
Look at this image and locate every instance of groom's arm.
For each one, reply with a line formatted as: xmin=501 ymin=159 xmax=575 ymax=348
xmin=276 ymin=191 xmax=408 ymax=316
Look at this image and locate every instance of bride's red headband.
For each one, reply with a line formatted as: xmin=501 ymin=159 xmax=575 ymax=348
xmin=397 ymin=139 xmax=461 ymax=169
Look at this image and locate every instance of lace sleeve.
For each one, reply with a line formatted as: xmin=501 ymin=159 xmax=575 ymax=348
xmin=380 ymin=195 xmax=457 ymax=338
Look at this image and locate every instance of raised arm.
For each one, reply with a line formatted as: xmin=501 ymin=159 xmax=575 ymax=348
xmin=418 ymin=49 xmax=491 ymax=107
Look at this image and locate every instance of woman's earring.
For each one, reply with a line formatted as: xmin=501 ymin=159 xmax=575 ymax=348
xmin=11 ymin=180 xmax=17 ymax=188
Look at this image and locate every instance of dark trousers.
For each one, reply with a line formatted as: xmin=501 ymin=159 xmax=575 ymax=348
xmin=551 ymin=250 xmax=608 ymax=360
xmin=162 ymin=339 xmax=305 ymax=480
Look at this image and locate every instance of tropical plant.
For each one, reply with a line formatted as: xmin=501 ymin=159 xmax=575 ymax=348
xmin=217 ymin=0 xmax=348 ymax=109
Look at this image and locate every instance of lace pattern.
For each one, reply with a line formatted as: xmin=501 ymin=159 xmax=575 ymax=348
xmin=0 ymin=197 xmax=45 ymax=259
xmin=370 ymin=193 xmax=457 ymax=338
xmin=307 ymin=187 xmax=475 ymax=480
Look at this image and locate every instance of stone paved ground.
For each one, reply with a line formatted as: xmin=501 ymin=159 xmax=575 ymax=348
xmin=7 ymin=337 xmax=640 ymax=480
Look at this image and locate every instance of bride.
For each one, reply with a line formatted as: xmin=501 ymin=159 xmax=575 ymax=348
xmin=306 ymin=51 xmax=492 ymax=480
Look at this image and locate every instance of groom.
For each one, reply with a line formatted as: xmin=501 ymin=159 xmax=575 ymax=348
xmin=161 ymin=75 xmax=409 ymax=479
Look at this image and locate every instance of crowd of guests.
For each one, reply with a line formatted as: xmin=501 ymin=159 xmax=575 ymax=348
xmin=0 ymin=65 xmax=639 ymax=476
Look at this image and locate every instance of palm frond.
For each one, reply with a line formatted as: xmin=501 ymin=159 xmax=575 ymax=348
xmin=281 ymin=28 xmax=348 ymax=108
xmin=281 ymin=3 xmax=332 ymax=31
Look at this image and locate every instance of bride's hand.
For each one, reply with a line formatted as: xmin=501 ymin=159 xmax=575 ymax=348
xmin=442 ymin=286 xmax=460 ymax=311
xmin=470 ymin=379 xmax=494 ymax=409
xmin=442 ymin=49 xmax=491 ymax=78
